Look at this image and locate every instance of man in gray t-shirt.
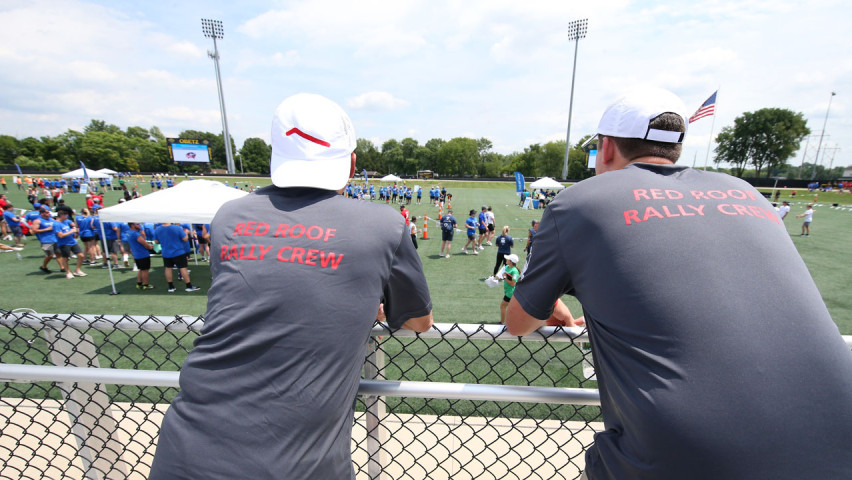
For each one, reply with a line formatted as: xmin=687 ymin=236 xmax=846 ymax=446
xmin=150 ymin=94 xmax=433 ymax=480
xmin=506 ymin=87 xmax=852 ymax=480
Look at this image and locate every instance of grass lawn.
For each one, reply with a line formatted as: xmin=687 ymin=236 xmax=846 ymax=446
xmin=0 ymin=176 xmax=849 ymax=420
xmin=1 ymin=176 xmax=850 ymax=332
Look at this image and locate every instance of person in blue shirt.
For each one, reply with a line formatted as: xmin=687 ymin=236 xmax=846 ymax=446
xmin=31 ymin=207 xmax=60 ymax=273
xmin=76 ymin=209 xmax=98 ymax=264
xmin=3 ymin=204 xmax=24 ymax=246
xmin=166 ymin=178 xmax=174 ymax=188
xmin=491 ymin=225 xmax=514 ymax=278
xmin=476 ymin=206 xmax=488 ymax=251
xmin=127 ymin=222 xmax=155 ymax=290
xmin=101 ymin=218 xmax=121 ymax=269
xmin=23 ymin=203 xmax=42 ymax=226
xmin=416 ymin=186 xmax=422 ymax=204
xmin=156 ymin=178 xmax=162 ymax=190
xmin=117 ymin=221 xmax=132 ymax=267
xmin=155 ymin=223 xmax=199 ymax=292
xmin=54 ymin=210 xmax=87 ymax=279
xmin=193 ymin=224 xmax=210 ymax=261
xmin=439 ymin=209 xmax=457 ymax=258
xmin=462 ymin=209 xmax=479 ymax=255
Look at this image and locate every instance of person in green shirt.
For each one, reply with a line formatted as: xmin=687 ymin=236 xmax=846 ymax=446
xmin=499 ymin=253 xmax=520 ymax=324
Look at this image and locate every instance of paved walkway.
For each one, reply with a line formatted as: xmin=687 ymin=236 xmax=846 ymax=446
xmin=1 ymin=398 xmax=600 ymax=479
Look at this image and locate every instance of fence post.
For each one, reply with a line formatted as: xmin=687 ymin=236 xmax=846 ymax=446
xmin=363 ymin=336 xmax=386 ymax=480
xmin=43 ymin=325 xmax=128 ymax=480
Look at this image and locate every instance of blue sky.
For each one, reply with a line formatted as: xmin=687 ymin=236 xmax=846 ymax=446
xmin=1 ymin=0 xmax=849 ymax=168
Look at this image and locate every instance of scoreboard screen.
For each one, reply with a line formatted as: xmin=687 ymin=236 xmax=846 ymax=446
xmin=168 ymin=138 xmax=211 ymax=163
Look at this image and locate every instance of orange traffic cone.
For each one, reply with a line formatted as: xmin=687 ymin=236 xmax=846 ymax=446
xmin=438 ymin=201 xmax=443 ymax=221
xmin=422 ymin=217 xmax=429 ymax=239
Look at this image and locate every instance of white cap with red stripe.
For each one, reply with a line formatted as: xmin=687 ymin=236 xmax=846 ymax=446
xmin=270 ymin=93 xmax=356 ymax=190
xmin=596 ymin=87 xmax=689 ymax=143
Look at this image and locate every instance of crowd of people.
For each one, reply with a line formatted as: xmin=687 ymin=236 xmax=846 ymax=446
xmin=518 ymin=188 xmax=558 ymax=208
xmin=0 ymin=188 xmax=207 ymax=291
xmin=341 ymin=182 xmax=453 ymax=206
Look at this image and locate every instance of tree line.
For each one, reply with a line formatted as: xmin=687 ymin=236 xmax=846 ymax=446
xmin=0 ymin=108 xmax=844 ymax=180
xmin=0 ymin=119 xmax=593 ymax=180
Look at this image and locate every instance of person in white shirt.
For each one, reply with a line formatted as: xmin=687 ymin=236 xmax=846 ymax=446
xmin=485 ymin=206 xmax=496 ymax=244
xmin=410 ymin=216 xmax=418 ymax=249
xmin=796 ymin=203 xmax=814 ymax=236
xmin=776 ymin=200 xmax=791 ymax=220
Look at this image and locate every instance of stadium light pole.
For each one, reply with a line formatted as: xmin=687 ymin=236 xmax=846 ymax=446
xmin=561 ymin=18 xmax=588 ymax=180
xmin=202 ymin=18 xmax=236 ymax=175
xmin=811 ymin=91 xmax=836 ymax=179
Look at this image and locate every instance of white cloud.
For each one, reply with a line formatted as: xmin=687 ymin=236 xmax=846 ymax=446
xmin=235 ymin=50 xmax=301 ymax=72
xmin=165 ymin=41 xmax=206 ymax=59
xmin=347 ymin=92 xmax=411 ymax=111
xmin=0 ymin=0 xmax=849 ymax=167
xmin=238 ymin=3 xmax=428 ymax=58
xmin=67 ymin=61 xmax=117 ymax=82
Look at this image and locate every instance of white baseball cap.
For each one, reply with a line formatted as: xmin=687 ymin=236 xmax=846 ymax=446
xmin=597 ymin=87 xmax=689 ymax=143
xmin=270 ymin=93 xmax=356 ymax=190
xmin=504 ymin=253 xmax=519 ymax=264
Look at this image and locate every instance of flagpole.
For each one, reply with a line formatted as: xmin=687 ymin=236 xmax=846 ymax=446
xmin=702 ymin=87 xmax=720 ymax=170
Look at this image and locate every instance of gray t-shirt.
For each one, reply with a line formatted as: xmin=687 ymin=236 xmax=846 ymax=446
xmin=150 ymin=187 xmax=432 ymax=479
xmin=514 ymin=163 xmax=852 ymax=480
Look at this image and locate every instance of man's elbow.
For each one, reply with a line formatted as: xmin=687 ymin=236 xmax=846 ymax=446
xmin=505 ymin=300 xmax=541 ymax=336
xmin=402 ymin=312 xmax=433 ymax=332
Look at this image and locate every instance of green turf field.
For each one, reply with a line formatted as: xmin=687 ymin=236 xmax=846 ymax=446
xmin=1 ymin=175 xmax=849 ymax=422
xmin=1 ymin=176 xmax=851 ymax=333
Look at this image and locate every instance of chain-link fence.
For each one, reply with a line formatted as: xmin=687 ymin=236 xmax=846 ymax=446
xmin=0 ymin=309 xmax=604 ymax=479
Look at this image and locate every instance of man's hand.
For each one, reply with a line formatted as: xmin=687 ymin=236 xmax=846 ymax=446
xmin=546 ymin=299 xmax=585 ymax=327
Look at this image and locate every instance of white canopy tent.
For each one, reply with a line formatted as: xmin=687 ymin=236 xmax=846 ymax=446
xmin=379 ymin=174 xmax=403 ymax=182
xmin=97 ymin=180 xmax=249 ymax=294
xmin=529 ymin=177 xmax=566 ymax=190
xmin=96 ymin=168 xmax=118 ymax=175
xmin=60 ymin=168 xmax=110 ymax=179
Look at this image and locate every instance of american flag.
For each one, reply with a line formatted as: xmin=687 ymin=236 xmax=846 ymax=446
xmin=689 ymin=91 xmax=717 ymax=123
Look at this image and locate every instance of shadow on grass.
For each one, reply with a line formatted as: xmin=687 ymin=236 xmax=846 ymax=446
xmin=83 ymin=265 xmax=211 ymax=296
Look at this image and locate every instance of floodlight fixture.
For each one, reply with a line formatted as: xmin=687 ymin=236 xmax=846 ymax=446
xmin=561 ymin=18 xmax=589 ymax=180
xmin=567 ymin=18 xmax=588 ymax=41
xmin=201 ymin=19 xmax=224 ymax=39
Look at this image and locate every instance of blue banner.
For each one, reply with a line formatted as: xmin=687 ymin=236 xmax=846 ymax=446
xmin=362 ymin=168 xmax=368 ymax=183
xmin=514 ymin=171 xmax=525 ymax=194
xmin=80 ymin=161 xmax=90 ymax=183
xmin=15 ymin=163 xmax=23 ymax=176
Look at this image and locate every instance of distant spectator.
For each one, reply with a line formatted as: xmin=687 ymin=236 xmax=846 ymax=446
xmin=797 ymin=203 xmax=814 ymax=236
xmin=31 ymin=206 xmax=60 ymax=273
xmin=499 ymin=254 xmax=520 ymax=325
xmin=54 ymin=210 xmax=87 ymax=278
xmin=127 ymin=222 xmax=154 ymax=290
xmin=3 ymin=204 xmax=24 ymax=247
xmin=155 ymin=223 xmax=199 ymax=292
xmin=491 ymin=225 xmax=514 ymax=278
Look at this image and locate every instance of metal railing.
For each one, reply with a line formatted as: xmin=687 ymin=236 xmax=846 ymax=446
xmin=0 ymin=310 xmax=603 ymax=479
xmin=4 ymin=310 xmax=847 ymax=479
